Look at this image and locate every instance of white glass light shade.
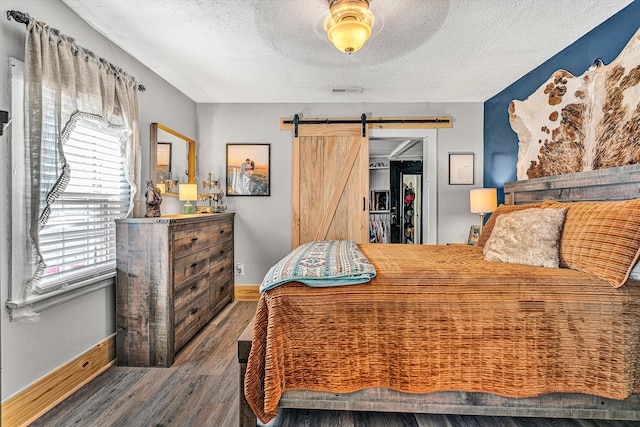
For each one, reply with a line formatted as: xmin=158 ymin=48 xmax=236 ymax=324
xmin=324 ymin=0 xmax=374 ymax=53
xmin=326 ymin=19 xmax=371 ymax=53
xmin=470 ymin=188 xmax=497 ymax=214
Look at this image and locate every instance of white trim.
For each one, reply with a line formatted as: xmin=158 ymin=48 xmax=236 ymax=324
xmin=6 ymin=276 xmax=114 ymax=321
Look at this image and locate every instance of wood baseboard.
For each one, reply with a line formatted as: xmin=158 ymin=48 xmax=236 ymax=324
xmin=1 ymin=334 xmax=116 ymax=427
xmin=234 ymin=284 xmax=260 ymax=301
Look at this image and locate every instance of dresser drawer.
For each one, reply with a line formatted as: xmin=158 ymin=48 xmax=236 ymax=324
xmin=174 ymin=247 xmax=210 ymax=286
xmin=210 ymin=218 xmax=233 ymax=245
xmin=209 ymin=269 xmax=233 ymax=317
xmin=173 ymin=224 xmax=212 ymax=256
xmin=174 ymin=273 xmax=209 ymax=309
xmin=174 ymin=287 xmax=209 ymax=351
xmin=209 ymin=239 xmax=233 ymax=265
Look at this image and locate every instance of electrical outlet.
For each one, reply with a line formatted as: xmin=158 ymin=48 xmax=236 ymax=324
xmin=236 ymin=263 xmax=244 ymax=276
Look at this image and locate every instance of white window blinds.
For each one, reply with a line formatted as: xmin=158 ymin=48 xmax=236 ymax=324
xmin=35 ymin=118 xmax=130 ymax=294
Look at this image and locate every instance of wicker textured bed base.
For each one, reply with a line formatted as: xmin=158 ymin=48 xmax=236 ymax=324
xmin=237 ymin=321 xmax=639 ymax=426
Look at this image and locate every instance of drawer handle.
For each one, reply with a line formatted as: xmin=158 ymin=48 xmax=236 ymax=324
xmin=191 ymin=262 xmax=198 ymax=268
xmin=191 ymin=237 xmax=198 ymax=242
xmin=191 ymin=307 xmax=199 ymax=315
xmin=220 ymin=286 xmax=225 ymax=292
xmin=190 ymin=284 xmax=198 ymax=291
xmin=219 ymin=229 xmax=225 ymax=234
xmin=219 ymin=266 xmax=225 ymax=273
xmin=219 ymin=249 xmax=225 ymax=255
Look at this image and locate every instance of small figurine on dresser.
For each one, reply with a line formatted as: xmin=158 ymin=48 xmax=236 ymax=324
xmin=145 ymin=180 xmax=162 ymax=217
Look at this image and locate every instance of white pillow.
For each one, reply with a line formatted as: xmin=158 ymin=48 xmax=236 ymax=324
xmin=483 ymin=208 xmax=567 ymax=268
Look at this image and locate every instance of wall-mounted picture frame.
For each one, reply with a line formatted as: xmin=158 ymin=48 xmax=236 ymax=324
xmin=370 ymin=190 xmax=389 ymax=212
xmin=226 ymin=143 xmax=271 ymax=196
xmin=449 ymin=152 xmax=475 ymax=185
xmin=156 ymin=142 xmax=172 ymax=182
xmin=467 ymin=225 xmax=480 ymax=245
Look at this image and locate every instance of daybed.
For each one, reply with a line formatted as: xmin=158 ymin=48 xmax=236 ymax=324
xmin=238 ymin=165 xmax=640 ymax=426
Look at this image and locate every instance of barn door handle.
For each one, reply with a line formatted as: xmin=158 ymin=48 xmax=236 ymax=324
xmin=363 ymin=197 xmax=366 ymax=211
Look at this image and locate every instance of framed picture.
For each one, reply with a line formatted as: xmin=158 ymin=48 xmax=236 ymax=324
xmin=467 ymin=225 xmax=480 ymax=245
xmin=370 ymin=190 xmax=389 ymax=211
xmin=156 ymin=142 xmax=172 ymax=182
xmin=226 ymin=143 xmax=271 ymax=196
xmin=449 ymin=152 xmax=475 ymax=185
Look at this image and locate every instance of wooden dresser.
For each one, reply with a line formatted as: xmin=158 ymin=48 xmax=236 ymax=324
xmin=115 ymin=213 xmax=234 ymax=367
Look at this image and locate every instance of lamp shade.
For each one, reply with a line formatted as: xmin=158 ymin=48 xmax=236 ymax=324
xmin=179 ymin=183 xmax=197 ymax=201
xmin=470 ymin=188 xmax=497 ymax=214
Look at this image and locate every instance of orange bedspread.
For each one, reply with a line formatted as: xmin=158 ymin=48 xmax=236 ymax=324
xmin=244 ymin=244 xmax=640 ymax=423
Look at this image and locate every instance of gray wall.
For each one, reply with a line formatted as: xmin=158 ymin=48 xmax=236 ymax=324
xmin=0 ymin=0 xmax=196 ymax=400
xmin=1 ymin=0 xmax=484 ymax=402
xmin=196 ymin=102 xmax=484 ymax=286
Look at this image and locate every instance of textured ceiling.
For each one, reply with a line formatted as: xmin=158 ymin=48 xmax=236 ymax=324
xmin=61 ymin=0 xmax=632 ymax=103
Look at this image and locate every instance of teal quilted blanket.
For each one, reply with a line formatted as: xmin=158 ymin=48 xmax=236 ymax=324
xmin=259 ymin=240 xmax=377 ymax=293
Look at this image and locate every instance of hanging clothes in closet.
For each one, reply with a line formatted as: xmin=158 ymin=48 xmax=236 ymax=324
xmin=369 ymin=213 xmax=390 ymax=243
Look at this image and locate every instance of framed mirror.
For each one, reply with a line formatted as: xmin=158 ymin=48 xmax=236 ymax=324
xmin=150 ymin=123 xmax=196 ymax=196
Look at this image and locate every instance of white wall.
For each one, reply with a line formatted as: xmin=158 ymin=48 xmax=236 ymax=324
xmin=196 ymin=102 xmax=484 ymax=286
xmin=0 ymin=0 xmax=196 ymax=400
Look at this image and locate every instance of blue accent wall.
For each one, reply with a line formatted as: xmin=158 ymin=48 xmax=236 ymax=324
xmin=483 ymin=1 xmax=640 ymax=204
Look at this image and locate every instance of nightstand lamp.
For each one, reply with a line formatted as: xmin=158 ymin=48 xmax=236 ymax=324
xmin=470 ymin=188 xmax=497 ymax=234
xmin=179 ymin=183 xmax=197 ymax=214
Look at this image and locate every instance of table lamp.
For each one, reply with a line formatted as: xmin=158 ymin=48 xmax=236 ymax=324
xmin=470 ymin=188 xmax=497 ymax=234
xmin=179 ymin=183 xmax=197 ymax=214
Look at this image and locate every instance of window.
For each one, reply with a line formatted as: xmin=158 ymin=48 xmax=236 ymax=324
xmin=7 ymin=58 xmax=131 ymax=316
xmin=36 ymin=119 xmax=130 ymax=294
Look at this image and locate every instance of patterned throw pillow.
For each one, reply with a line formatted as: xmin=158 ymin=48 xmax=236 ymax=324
xmin=483 ymin=208 xmax=567 ymax=268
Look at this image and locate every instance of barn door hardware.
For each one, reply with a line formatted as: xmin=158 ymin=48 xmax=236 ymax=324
xmin=283 ymin=115 xmax=452 ymax=136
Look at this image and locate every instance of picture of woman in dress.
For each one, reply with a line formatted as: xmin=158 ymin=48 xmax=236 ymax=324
xmin=239 ymin=158 xmax=257 ymax=194
xmin=226 ymin=144 xmax=271 ymax=196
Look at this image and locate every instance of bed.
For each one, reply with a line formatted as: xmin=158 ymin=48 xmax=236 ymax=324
xmin=238 ymin=165 xmax=640 ymax=426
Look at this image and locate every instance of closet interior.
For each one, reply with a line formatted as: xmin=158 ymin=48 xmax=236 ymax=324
xmin=369 ymin=138 xmax=423 ymax=244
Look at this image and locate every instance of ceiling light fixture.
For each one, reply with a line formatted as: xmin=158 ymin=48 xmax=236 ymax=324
xmin=324 ymin=0 xmax=374 ymax=54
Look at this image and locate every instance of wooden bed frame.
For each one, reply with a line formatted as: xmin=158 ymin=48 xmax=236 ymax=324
xmin=237 ymin=164 xmax=640 ymax=426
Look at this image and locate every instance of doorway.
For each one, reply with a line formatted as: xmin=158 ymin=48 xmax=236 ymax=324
xmin=369 ymin=128 xmax=437 ymax=244
xmin=390 ymin=161 xmax=423 ymax=244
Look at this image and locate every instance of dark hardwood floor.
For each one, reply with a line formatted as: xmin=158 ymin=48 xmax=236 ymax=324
xmin=32 ymin=301 xmax=640 ymax=427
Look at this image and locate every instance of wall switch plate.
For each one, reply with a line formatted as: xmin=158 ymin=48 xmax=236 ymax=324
xmin=236 ymin=263 xmax=244 ymax=276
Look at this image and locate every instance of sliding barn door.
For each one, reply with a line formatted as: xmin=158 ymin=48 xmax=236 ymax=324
xmin=292 ymin=124 xmax=369 ymax=247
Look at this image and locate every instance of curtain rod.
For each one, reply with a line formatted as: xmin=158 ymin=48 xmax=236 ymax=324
xmin=7 ymin=10 xmax=29 ymax=24
xmin=7 ymin=10 xmax=146 ymax=92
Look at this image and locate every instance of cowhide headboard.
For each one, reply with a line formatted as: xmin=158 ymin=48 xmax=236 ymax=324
xmin=504 ymin=164 xmax=640 ymax=205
